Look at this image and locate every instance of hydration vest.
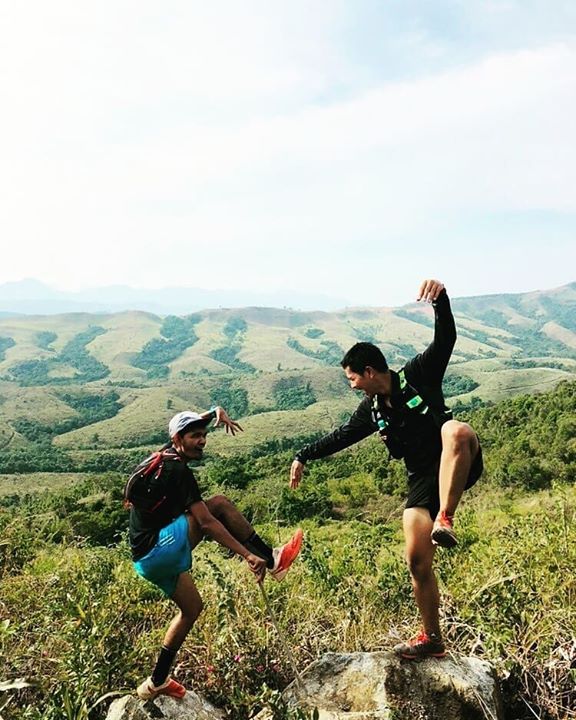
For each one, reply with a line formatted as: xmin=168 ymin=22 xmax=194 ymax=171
xmin=371 ymin=368 xmax=452 ymax=458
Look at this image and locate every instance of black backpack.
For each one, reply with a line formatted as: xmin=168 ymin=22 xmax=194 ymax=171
xmin=124 ymin=447 xmax=182 ymax=512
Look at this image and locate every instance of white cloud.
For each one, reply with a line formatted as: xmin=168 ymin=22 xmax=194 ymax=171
xmin=0 ymin=2 xmax=574 ymax=304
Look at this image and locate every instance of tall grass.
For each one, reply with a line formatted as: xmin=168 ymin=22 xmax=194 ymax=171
xmin=1 ymin=483 xmax=574 ymax=719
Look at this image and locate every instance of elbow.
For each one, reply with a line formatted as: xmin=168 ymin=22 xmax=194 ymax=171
xmin=200 ymin=517 xmax=214 ymax=535
xmin=198 ymin=514 xmax=216 ymax=533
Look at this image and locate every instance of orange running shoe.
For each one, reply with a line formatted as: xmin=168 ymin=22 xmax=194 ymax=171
xmin=136 ymin=676 xmax=186 ymax=700
xmin=393 ymin=631 xmax=446 ymax=660
xmin=431 ymin=511 xmax=457 ymax=548
xmin=269 ymin=528 xmax=303 ymax=581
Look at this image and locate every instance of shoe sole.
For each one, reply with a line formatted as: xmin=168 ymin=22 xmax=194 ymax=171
xmin=398 ymin=651 xmax=447 ymax=660
xmin=270 ymin=530 xmax=303 ymax=581
xmin=137 ymin=684 xmax=186 ymax=700
xmin=137 ymin=690 xmax=187 ymax=700
xmin=431 ymin=529 xmax=458 ymax=548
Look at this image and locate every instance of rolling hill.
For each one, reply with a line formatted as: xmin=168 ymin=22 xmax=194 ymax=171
xmin=0 ymin=282 xmax=574 ymax=454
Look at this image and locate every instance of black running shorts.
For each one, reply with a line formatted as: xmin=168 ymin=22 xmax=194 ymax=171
xmin=405 ymin=444 xmax=483 ymax=520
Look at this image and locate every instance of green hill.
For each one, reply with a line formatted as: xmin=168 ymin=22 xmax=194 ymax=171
xmin=0 ymin=283 xmax=574 ymax=453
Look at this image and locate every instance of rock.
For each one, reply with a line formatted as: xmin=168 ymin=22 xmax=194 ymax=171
xmin=255 ymin=651 xmax=504 ymax=720
xmin=105 ymin=691 xmax=225 ymax=720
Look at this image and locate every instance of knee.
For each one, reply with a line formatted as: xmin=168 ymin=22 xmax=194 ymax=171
xmin=181 ymin=596 xmax=203 ymax=627
xmin=406 ymin=553 xmax=433 ymax=583
xmin=207 ymin=494 xmax=232 ymax=514
xmin=441 ymin=421 xmax=475 ymax=452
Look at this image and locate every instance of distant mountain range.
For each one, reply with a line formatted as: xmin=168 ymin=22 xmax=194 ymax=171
xmin=0 ymin=278 xmax=350 ymax=315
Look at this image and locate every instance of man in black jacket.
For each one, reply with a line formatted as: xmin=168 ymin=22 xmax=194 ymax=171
xmin=290 ymin=279 xmax=482 ymax=659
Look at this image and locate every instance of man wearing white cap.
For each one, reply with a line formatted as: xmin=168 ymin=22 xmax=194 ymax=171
xmin=128 ymin=406 xmax=303 ymax=700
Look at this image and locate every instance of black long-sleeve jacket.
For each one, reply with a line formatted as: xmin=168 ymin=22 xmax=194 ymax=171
xmin=295 ymin=290 xmax=456 ymax=475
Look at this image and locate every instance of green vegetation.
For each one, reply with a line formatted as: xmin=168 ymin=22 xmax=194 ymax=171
xmin=443 ymin=373 xmax=480 ymax=397
xmin=7 ymin=358 xmax=52 ymax=385
xmin=0 ymin=381 xmax=575 ymax=719
xmin=286 ymin=338 xmax=343 ymax=365
xmin=304 ymin=328 xmax=324 ymax=339
xmin=0 ymin=287 xmax=576 ymax=718
xmin=223 ymin=316 xmax=248 ymax=340
xmin=387 ymin=342 xmax=420 ymax=365
xmin=0 ymin=336 xmax=15 ymax=360
xmin=210 ymin=380 xmax=250 ymax=418
xmin=541 ymin=295 xmax=576 ymax=332
xmin=352 ymin=324 xmax=381 ymax=344
xmin=208 ymin=316 xmax=257 ymax=373
xmin=59 ymin=327 xmax=110 ymax=380
xmin=132 ymin=314 xmax=200 ymax=378
xmin=394 ymin=308 xmax=434 ymax=328
xmin=458 ymin=326 xmax=503 ymax=348
xmin=7 ymin=327 xmax=110 ymax=385
xmin=35 ymin=330 xmax=57 ymax=349
xmin=210 ymin=346 xmax=256 ymax=373
xmin=12 ymin=391 xmax=122 ymax=443
xmin=273 ymin=377 xmax=316 ymax=411
xmin=510 ymin=327 xmax=576 ymax=359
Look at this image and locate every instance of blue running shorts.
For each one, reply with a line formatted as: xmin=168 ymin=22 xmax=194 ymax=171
xmin=133 ymin=514 xmax=191 ymax=597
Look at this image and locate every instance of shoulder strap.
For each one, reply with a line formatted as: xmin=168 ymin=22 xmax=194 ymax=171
xmin=398 ymin=368 xmax=429 ymax=414
xmin=123 ymin=447 xmax=183 ymax=508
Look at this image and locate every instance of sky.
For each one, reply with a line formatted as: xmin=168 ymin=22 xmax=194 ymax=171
xmin=0 ymin=0 xmax=575 ymax=308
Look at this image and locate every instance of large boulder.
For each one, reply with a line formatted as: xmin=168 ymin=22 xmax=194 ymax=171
xmin=105 ymin=691 xmax=225 ymax=720
xmin=257 ymin=651 xmax=504 ymax=720
xmin=105 ymin=652 xmax=504 ymax=720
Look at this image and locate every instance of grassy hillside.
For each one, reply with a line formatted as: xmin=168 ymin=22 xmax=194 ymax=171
xmin=0 ymin=381 xmax=575 ymax=719
xmin=0 ymin=283 xmax=574 ymax=454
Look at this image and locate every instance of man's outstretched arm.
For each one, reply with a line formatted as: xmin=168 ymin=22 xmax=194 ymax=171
xmin=290 ymin=397 xmax=375 ymax=488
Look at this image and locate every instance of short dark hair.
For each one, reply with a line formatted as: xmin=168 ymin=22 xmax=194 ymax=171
xmin=340 ymin=342 xmax=388 ymax=374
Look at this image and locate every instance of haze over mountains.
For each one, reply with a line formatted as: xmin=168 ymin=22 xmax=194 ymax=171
xmin=0 ymin=279 xmax=350 ymax=315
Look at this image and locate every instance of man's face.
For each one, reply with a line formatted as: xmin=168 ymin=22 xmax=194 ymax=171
xmin=344 ymin=366 xmax=376 ymax=396
xmin=173 ymin=428 xmax=208 ymax=460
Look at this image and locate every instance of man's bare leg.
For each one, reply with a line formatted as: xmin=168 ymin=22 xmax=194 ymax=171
xmin=163 ymin=572 xmax=204 ymax=651
xmin=438 ymin=420 xmax=479 ymax=516
xmin=186 ymin=495 xmax=276 ymax=570
xmin=394 ymin=507 xmax=446 ymax=658
xmin=404 ymin=507 xmax=440 ymax=635
xmin=138 ymin=571 xmax=203 ymax=698
xmin=204 ymin=494 xmax=255 ymax=541
xmin=432 ymin=420 xmax=479 ymax=547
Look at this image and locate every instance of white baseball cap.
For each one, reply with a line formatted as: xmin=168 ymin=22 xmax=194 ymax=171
xmin=168 ymin=410 xmax=209 ymax=438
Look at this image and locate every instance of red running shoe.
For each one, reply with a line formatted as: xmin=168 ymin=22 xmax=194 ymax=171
xmin=393 ymin=631 xmax=446 ymax=660
xmin=136 ymin=676 xmax=186 ymax=700
xmin=431 ymin=511 xmax=458 ymax=548
xmin=269 ymin=528 xmax=303 ymax=581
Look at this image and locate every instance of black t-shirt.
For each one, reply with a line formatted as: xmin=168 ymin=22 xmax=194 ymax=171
xmin=129 ymin=455 xmax=203 ymax=561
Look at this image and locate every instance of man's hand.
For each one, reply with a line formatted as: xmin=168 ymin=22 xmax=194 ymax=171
xmin=245 ymin=552 xmax=266 ymax=582
xmin=214 ymin=406 xmax=243 ymax=435
xmin=290 ymin=459 xmax=305 ymax=489
xmin=417 ymin=279 xmax=445 ymax=304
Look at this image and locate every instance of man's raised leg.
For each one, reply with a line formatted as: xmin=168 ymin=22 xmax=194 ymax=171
xmin=204 ymin=494 xmax=303 ymax=580
xmin=432 ymin=420 xmax=479 ymax=547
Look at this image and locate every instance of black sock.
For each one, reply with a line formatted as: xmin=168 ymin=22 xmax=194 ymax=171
xmin=151 ymin=645 xmax=178 ymax=687
xmin=243 ymin=531 xmax=275 ymax=569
